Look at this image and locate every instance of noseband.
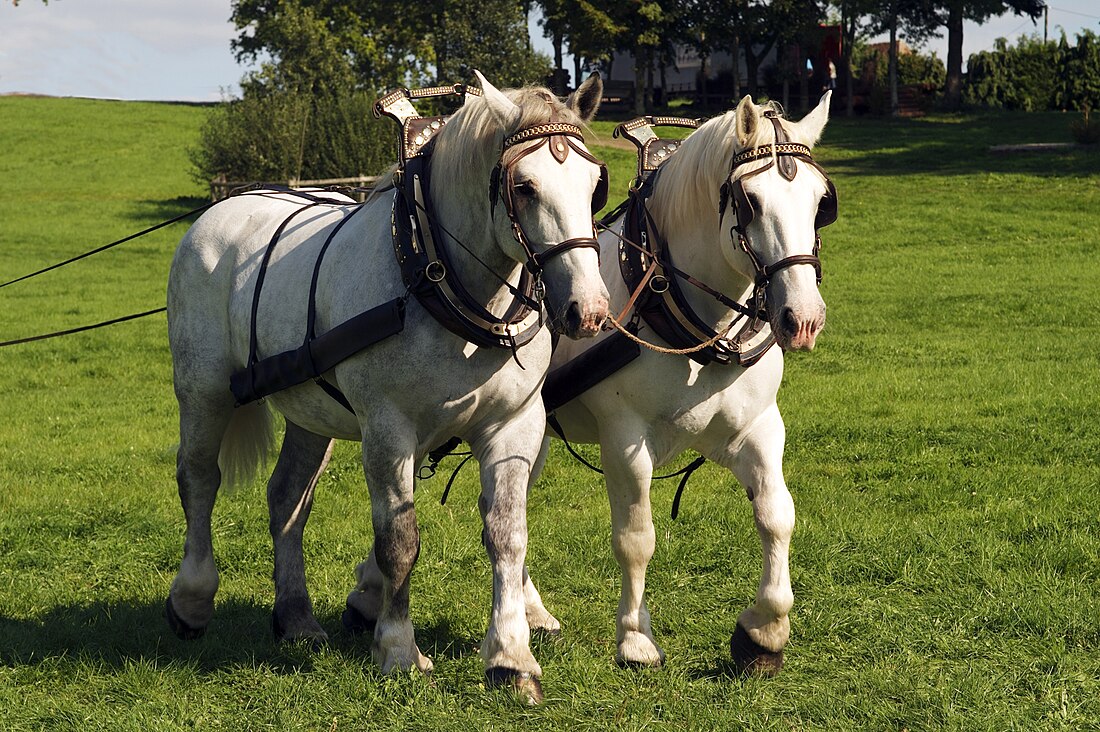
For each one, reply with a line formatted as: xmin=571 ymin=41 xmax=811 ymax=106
xmin=489 ymin=120 xmax=608 ymax=275
xmin=719 ymin=110 xmax=837 ymax=318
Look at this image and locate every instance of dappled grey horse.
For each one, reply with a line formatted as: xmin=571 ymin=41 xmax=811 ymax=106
xmin=163 ymin=72 xmax=608 ymax=701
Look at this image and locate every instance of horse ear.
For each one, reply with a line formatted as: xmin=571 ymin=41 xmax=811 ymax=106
xmin=734 ymin=95 xmax=757 ymax=147
xmin=794 ymin=90 xmax=832 ymax=147
xmin=566 ymin=72 xmax=603 ymax=122
xmin=474 ymin=70 xmax=521 ymax=132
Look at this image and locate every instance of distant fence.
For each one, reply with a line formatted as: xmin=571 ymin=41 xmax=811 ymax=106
xmin=210 ymin=174 xmax=381 ymax=202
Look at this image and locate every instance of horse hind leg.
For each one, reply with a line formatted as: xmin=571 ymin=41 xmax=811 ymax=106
xmin=167 ymin=397 xmax=272 ymax=637
xmin=268 ymin=420 xmax=334 ymax=646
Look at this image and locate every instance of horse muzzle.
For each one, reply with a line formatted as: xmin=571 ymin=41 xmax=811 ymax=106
xmin=563 ymin=295 xmax=610 ymax=339
xmin=773 ymin=304 xmax=825 ymax=351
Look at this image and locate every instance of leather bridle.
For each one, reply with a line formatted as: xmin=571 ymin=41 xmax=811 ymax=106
xmin=719 ymin=110 xmax=837 ymax=321
xmin=610 ymin=109 xmax=838 ymax=366
xmin=489 ymin=120 xmax=609 ymax=275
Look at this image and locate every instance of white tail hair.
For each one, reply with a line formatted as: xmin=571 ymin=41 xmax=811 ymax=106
xmin=217 ymin=402 xmax=275 ymax=490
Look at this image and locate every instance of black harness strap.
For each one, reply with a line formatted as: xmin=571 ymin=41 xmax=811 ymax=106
xmin=542 ymin=328 xmax=641 ymax=413
xmin=230 ymin=298 xmax=406 ymax=406
xmin=230 ymin=193 xmax=407 ymax=407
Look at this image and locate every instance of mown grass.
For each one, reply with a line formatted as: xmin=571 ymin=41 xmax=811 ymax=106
xmin=1 ymin=97 xmax=1099 ymax=730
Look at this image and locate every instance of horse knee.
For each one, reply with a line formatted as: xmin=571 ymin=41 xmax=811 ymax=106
xmin=751 ymin=486 xmax=794 ymax=539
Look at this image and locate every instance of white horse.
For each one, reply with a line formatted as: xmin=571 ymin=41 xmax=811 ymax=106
xmin=519 ymin=93 xmax=836 ymax=673
xmin=164 ymin=72 xmax=609 ymax=701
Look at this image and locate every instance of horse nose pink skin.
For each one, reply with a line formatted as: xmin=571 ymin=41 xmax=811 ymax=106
xmin=566 ymin=297 xmax=609 ymax=339
xmin=779 ymin=307 xmax=824 ymax=351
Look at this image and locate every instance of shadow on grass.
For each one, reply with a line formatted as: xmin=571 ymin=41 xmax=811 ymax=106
xmin=820 ymin=113 xmax=1100 ymax=178
xmin=687 ymin=657 xmax=747 ymax=683
xmin=124 ymin=196 xmax=212 ymax=227
xmin=0 ymin=598 xmax=479 ymax=674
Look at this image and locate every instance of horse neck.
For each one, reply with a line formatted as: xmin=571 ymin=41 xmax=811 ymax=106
xmin=648 ymin=166 xmax=754 ymax=328
xmin=431 ymin=176 xmax=524 ymax=315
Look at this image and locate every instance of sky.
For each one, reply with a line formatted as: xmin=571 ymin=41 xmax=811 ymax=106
xmin=1 ymin=0 xmax=1098 ymax=102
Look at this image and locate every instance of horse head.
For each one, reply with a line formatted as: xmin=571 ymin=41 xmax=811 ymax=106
xmin=433 ymin=71 xmax=610 ymax=340
xmin=723 ymin=93 xmax=834 ymax=351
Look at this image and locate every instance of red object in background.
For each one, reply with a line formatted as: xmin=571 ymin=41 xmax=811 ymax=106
xmin=820 ymin=24 xmax=842 ymax=63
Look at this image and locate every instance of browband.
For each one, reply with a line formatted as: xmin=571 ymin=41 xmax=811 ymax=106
xmin=503 ymin=123 xmax=585 ymax=150
xmin=732 ymin=142 xmax=813 ymax=168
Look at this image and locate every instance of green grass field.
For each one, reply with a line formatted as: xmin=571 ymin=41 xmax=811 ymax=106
xmin=1 ymin=96 xmax=1099 ymax=730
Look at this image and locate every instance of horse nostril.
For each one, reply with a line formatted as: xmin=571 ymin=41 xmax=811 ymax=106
xmin=781 ymin=307 xmax=798 ymax=334
xmin=566 ymin=302 xmax=582 ymax=332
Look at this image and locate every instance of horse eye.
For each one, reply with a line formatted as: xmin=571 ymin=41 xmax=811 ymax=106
xmin=514 ymin=181 xmax=538 ymax=198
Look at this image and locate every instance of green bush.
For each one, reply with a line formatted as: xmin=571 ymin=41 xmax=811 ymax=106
xmin=964 ymin=30 xmax=1100 ymax=111
xmin=190 ymin=90 xmax=395 ymax=186
xmin=852 ymin=44 xmax=946 ymax=89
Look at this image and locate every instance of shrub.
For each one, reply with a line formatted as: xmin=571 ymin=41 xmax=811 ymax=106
xmin=190 ymin=90 xmax=395 ymax=186
xmin=964 ymin=30 xmax=1100 ymax=111
xmin=1070 ymin=107 xmax=1100 ymax=144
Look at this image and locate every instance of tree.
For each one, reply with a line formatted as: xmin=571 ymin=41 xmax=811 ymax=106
xmin=938 ymin=0 xmax=1045 ymax=110
xmin=833 ymin=0 xmax=887 ymax=115
xmin=231 ymin=0 xmax=550 ymax=91
xmin=438 ymin=0 xmax=552 ymax=87
xmin=868 ymin=0 xmax=940 ymax=115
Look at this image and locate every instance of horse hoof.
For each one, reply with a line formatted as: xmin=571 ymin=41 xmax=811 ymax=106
xmin=165 ymin=596 xmax=206 ymax=640
xmin=485 ymin=667 xmax=544 ymax=705
xmin=341 ymin=604 xmax=376 ymax=635
xmin=729 ymin=624 xmax=784 ymax=676
xmin=272 ymin=613 xmax=329 ymax=650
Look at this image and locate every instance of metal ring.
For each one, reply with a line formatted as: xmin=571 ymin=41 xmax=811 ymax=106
xmin=649 ymin=275 xmax=669 ymax=293
xmin=425 ymin=260 xmax=446 ymax=282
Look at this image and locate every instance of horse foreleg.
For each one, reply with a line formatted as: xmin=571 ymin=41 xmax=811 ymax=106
xmin=602 ymin=431 xmax=663 ymax=667
xmin=725 ymin=405 xmax=793 ymax=676
xmin=521 ymin=436 xmax=561 ymax=635
xmin=268 ymin=420 xmax=334 ymax=645
xmin=362 ymin=435 xmax=432 ymax=675
xmin=474 ymin=415 xmax=544 ymax=703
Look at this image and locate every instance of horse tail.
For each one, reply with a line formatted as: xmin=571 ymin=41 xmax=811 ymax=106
xmin=217 ymin=402 xmax=275 ymax=490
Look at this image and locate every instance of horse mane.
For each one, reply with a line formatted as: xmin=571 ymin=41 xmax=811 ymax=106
xmin=431 ymin=85 xmax=585 ymax=201
xmin=648 ymin=99 xmax=786 ymax=235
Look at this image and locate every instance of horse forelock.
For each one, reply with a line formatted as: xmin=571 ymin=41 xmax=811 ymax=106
xmin=433 ymin=85 xmax=585 ymax=183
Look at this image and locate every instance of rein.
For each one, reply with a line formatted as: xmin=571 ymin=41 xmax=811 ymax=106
xmin=0 ymin=185 xmax=373 ymax=349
